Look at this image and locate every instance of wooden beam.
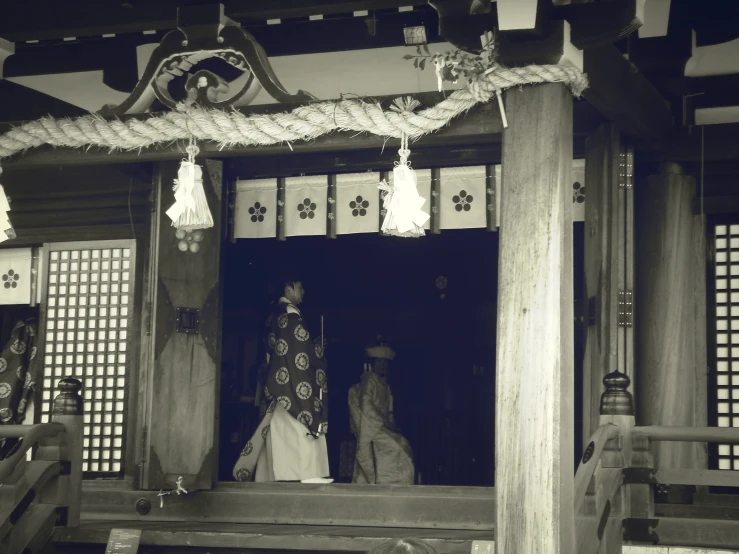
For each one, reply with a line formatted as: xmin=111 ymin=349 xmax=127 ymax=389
xmin=76 ymin=482 xmax=495 ymax=530
xmin=53 ymin=520 xmax=494 ymax=552
xmin=0 ymin=80 xmax=87 ymax=123
xmin=0 ymin=1 xmax=429 ymax=42
xmin=582 ymin=44 xmax=673 ymax=152
xmin=4 ymin=12 xmax=441 ymax=80
xmin=582 ymin=123 xmax=621 ymax=448
xmin=649 ymin=122 xmax=739 ymax=162
xmin=625 ymin=517 xmax=739 ymax=549
xmin=496 ymin=83 xmax=574 ymax=553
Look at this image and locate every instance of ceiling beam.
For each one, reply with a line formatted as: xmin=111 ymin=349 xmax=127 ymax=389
xmin=0 ymin=1 xmax=429 ymax=43
xmin=4 ymin=10 xmax=439 ymax=83
xmin=646 ymin=122 xmax=739 ymax=162
xmin=0 ymin=80 xmax=88 ymax=122
xmin=582 ymin=44 xmax=673 ymax=151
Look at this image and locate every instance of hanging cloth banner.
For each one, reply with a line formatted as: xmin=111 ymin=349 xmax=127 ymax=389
xmin=0 ymin=248 xmax=32 ymax=305
xmin=234 ymin=179 xmax=278 ymax=239
xmin=285 ymin=176 xmax=328 ymax=237
xmin=336 ymin=173 xmax=381 ymax=235
xmin=440 ymin=166 xmax=487 ymax=230
xmin=571 ymin=159 xmax=585 ymax=222
xmin=386 ymin=168 xmax=432 ymax=231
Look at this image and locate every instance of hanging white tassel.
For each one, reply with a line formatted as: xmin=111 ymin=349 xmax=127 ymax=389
xmin=166 ymin=139 xmax=214 ymax=231
xmin=378 ymin=107 xmax=430 ymax=238
xmin=0 ymin=164 xmax=14 ymax=243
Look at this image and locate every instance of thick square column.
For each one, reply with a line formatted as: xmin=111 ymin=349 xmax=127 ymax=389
xmin=496 ymin=83 xmax=575 ymax=554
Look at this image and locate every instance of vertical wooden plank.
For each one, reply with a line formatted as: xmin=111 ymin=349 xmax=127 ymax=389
xmin=327 ymin=174 xmax=337 ymax=239
xmin=624 ymin=147 xmax=635 ymax=400
xmin=635 ymin=163 xmax=701 ymax=471
xmin=616 ymin=148 xmax=626 ymax=382
xmin=143 ymin=159 xmax=223 ymax=491
xmin=485 ymin=165 xmax=497 ymax=232
xmin=430 ymin=167 xmax=441 ymax=234
xmin=496 ymin=83 xmax=574 ymax=554
xmin=693 ymin=212 xmax=709 ymax=472
xmin=582 ymin=124 xmax=621 ymax=446
xmin=277 ymin=177 xmax=286 ymax=242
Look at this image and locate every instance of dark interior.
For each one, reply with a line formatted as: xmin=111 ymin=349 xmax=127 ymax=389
xmin=218 ymin=224 xmax=585 ymax=486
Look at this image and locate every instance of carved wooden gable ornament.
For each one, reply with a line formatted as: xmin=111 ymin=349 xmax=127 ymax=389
xmin=101 ymin=3 xmax=316 ymax=116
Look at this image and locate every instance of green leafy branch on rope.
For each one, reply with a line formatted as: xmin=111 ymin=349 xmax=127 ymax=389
xmin=402 ymin=32 xmax=500 ymax=88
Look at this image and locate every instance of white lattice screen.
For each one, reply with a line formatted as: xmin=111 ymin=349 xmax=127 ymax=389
xmin=714 ymin=224 xmax=739 ymax=470
xmin=40 ymin=241 xmax=136 ymax=476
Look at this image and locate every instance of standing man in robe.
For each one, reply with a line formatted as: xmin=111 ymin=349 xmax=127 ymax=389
xmin=348 ymin=338 xmax=415 ymax=484
xmin=233 ymin=277 xmax=331 ymax=483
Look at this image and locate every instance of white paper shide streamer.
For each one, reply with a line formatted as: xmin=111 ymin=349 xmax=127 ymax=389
xmin=166 ymin=140 xmax=214 ymax=232
xmin=377 ymin=98 xmax=430 ymax=238
xmin=0 ymin=165 xmax=14 ymax=243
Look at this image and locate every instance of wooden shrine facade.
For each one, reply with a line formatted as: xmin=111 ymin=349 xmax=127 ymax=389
xmin=2 ymin=1 xmax=739 ymax=552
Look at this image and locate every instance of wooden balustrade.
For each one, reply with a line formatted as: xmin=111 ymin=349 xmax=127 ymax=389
xmin=0 ymin=377 xmax=84 ymax=554
xmin=575 ymin=370 xmax=739 ymax=553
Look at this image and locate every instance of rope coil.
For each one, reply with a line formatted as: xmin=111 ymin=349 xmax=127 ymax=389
xmin=0 ymin=64 xmax=588 ymax=160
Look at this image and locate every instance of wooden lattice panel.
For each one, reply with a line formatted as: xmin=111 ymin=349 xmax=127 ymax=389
xmin=40 ymin=242 xmax=136 ymax=476
xmin=714 ymin=224 xmax=739 ymax=470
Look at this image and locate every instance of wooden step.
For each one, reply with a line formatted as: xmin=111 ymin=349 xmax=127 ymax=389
xmin=52 ymin=521 xmax=495 ymax=553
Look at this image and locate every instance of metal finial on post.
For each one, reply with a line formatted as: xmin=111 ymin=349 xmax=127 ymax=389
xmin=53 ymin=378 xmax=83 ymax=416
xmin=599 ymin=370 xmax=634 ymax=416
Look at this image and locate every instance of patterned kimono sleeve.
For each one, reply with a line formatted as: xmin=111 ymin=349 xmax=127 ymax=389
xmin=266 ymin=309 xmax=327 ymax=437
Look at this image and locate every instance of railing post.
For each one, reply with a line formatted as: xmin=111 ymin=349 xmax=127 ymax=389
xmin=596 ymin=370 xmax=636 ymax=553
xmin=52 ymin=378 xmax=84 ymax=527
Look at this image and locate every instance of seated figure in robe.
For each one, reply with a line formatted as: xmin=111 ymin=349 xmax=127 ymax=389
xmin=233 ymin=277 xmax=331 ymax=483
xmin=348 ymin=339 xmax=414 ymax=484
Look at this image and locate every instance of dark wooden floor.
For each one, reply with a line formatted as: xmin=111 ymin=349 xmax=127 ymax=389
xmin=51 ymin=521 xmax=495 ymax=553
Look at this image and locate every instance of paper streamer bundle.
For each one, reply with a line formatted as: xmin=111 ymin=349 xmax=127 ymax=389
xmin=165 ymin=141 xmax=214 ymax=231
xmin=0 ymin=165 xmax=14 ymax=243
xmin=378 ymin=99 xmax=430 ymax=238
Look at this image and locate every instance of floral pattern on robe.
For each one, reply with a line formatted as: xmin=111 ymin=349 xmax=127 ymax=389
xmin=0 ymin=319 xmax=39 ymax=458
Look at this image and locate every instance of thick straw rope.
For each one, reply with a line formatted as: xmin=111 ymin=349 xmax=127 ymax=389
xmin=0 ymin=64 xmax=587 ymax=160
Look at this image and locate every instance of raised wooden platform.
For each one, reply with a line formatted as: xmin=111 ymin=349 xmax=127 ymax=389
xmin=51 ymin=522 xmax=494 ymax=553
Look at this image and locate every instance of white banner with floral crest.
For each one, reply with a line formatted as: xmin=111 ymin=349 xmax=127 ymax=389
xmin=0 ymin=248 xmax=32 ymax=305
xmin=440 ymin=166 xmax=487 ymax=229
xmin=234 ymin=179 xmax=277 ymax=239
xmin=285 ymin=176 xmax=328 ymax=237
xmin=336 ymin=172 xmax=381 ymax=235
xmin=387 ymin=168 xmax=432 ymax=230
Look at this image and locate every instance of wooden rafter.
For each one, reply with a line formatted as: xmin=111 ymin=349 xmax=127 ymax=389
xmin=0 ymin=0 xmax=429 ymax=42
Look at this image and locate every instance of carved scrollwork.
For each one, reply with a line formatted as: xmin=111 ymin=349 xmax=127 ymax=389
xmin=100 ymin=3 xmax=316 ymax=116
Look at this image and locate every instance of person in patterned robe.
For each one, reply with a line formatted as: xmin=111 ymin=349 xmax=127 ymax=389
xmin=348 ymin=340 xmax=414 ymax=484
xmin=0 ymin=318 xmax=39 ymax=459
xmin=233 ymin=279 xmax=331 ymax=483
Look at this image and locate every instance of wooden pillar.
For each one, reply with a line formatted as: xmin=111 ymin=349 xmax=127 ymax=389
xmin=496 ymin=83 xmax=574 ymax=554
xmin=582 ymin=124 xmax=621 ymax=445
xmin=141 ymin=159 xmax=224 ymax=491
xmin=635 ymin=162 xmax=708 ymax=474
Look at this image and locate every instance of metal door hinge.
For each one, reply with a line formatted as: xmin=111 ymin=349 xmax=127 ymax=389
xmin=618 ymin=290 xmax=633 ymax=327
xmin=619 ymin=147 xmax=634 ymax=189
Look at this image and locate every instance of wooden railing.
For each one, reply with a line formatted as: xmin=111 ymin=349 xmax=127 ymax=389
xmin=575 ymin=371 xmax=739 ymax=553
xmin=0 ymin=378 xmax=83 ymax=554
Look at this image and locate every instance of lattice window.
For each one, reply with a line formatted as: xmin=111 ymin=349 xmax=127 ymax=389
xmin=39 ymin=241 xmax=136 ymax=477
xmin=714 ymin=224 xmax=739 ymax=470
